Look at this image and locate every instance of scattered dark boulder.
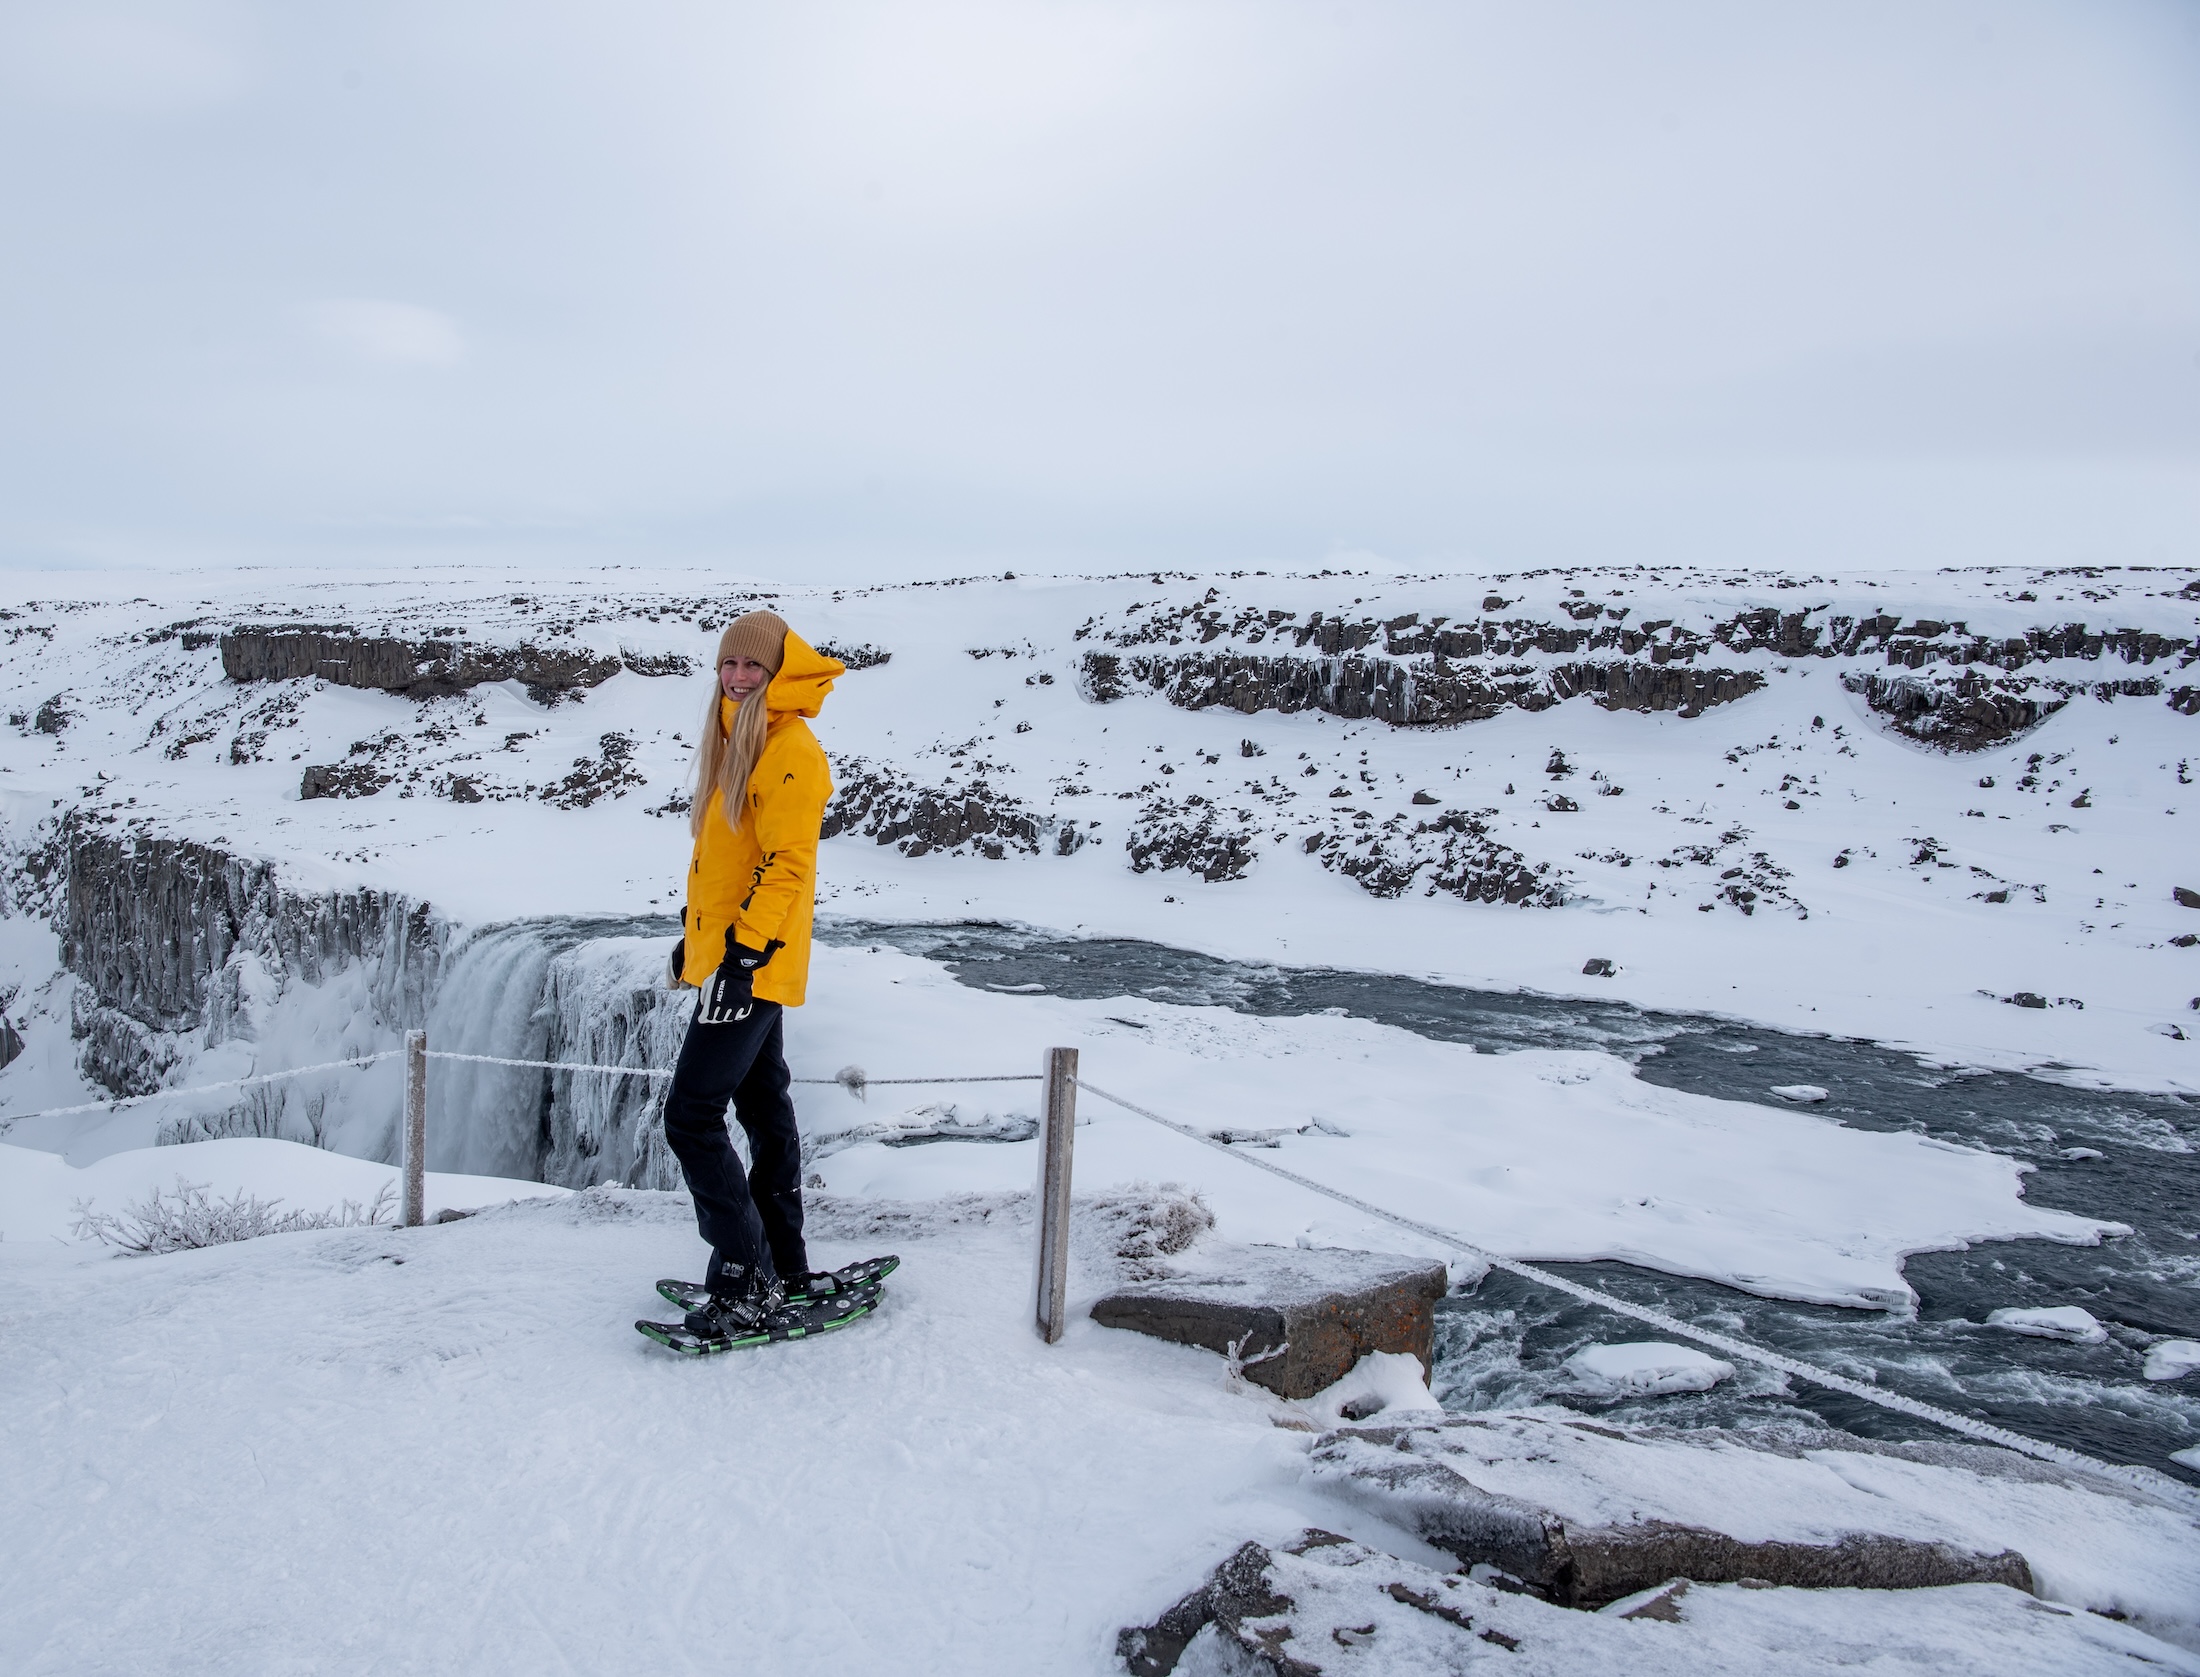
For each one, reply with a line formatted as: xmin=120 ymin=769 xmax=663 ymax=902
xmin=33 ymin=694 xmax=71 ymax=735
xmin=1125 ymin=797 xmax=1259 ymax=882
xmin=1410 ymin=790 xmax=1438 ymax=805
xmin=1091 ymin=1244 xmax=1448 ymax=1399
xmin=822 ymin=755 xmax=1053 ymax=859
xmin=1582 ymin=958 xmax=1616 ymax=977
xmin=299 ymin=763 xmax=392 ymax=800
xmin=2174 ymin=886 xmax=2200 ymax=910
xmin=0 ymin=1013 xmax=22 ymax=1069
xmin=2169 ymin=933 xmax=2197 ymax=948
xmin=616 ymin=649 xmax=693 ymax=678
xmin=540 ymin=734 xmax=646 ymax=810
xmin=815 ymin=641 xmax=890 ymax=671
xmin=2010 ymin=992 xmax=2049 ymax=1009
xmin=1304 ymin=807 xmax=1569 ymax=908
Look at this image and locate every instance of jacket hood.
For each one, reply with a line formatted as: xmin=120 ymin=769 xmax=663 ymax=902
xmin=763 ymin=631 xmax=842 ymax=719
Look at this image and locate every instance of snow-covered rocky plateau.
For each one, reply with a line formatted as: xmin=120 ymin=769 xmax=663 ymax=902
xmin=3 ymin=559 xmax=2197 ymax=1674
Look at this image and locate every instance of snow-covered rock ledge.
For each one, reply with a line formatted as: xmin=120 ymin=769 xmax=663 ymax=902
xmin=1119 ymin=1410 xmax=2200 ymax=1672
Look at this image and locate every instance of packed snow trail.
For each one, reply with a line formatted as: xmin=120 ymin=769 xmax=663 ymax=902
xmin=0 ymin=1194 xmax=1326 ymax=1675
xmin=1075 ymin=1076 xmax=2200 ymax=1517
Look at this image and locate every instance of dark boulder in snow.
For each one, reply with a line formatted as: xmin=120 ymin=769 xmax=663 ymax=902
xmin=1307 ymin=1413 xmax=2036 ymax=1610
xmin=1118 ymin=1530 xmax=1527 ymax=1676
xmin=822 ymin=755 xmax=1060 ymax=859
xmin=299 ymin=762 xmax=392 ymax=800
xmin=1125 ymin=796 xmax=1261 ymax=882
xmin=1090 ymin=1245 xmax=1448 ymax=1399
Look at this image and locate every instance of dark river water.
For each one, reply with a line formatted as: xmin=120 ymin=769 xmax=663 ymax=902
xmin=822 ymin=918 xmax=2200 ymax=1479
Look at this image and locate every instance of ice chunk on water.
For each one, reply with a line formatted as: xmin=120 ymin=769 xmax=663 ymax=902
xmin=1769 ymin=1084 xmax=1829 ymax=1103
xmin=1985 ymin=1306 xmax=2108 ymax=1345
xmin=2142 ymin=1340 xmax=2200 ymax=1381
xmin=1562 ymin=1341 xmax=1735 ymax=1397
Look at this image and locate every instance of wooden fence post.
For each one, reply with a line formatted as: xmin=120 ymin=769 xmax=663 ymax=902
xmin=1033 ymin=1046 xmax=1078 ymax=1343
xmin=403 ymin=1030 xmax=427 ymax=1228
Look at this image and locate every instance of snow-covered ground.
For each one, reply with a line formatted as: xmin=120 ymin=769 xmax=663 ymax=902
xmin=0 ymin=1135 xmax=562 ymax=1243
xmin=2 ymin=559 xmax=2196 ymax=1673
xmin=4 ymin=1164 xmax=2196 ymax=1676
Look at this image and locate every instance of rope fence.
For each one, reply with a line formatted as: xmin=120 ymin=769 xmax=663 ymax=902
xmin=0 ymin=1052 xmax=1035 ymax=1129
xmin=372 ymin=1049 xmax=1041 ymax=1090
xmin=0 ymin=1050 xmax=404 ymax=1131
xmin=5 ymin=1035 xmax=2192 ymax=1512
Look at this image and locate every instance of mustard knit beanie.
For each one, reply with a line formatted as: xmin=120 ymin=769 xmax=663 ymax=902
xmin=716 ymin=611 xmax=789 ymax=675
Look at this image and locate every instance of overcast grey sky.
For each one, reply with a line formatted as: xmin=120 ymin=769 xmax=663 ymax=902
xmin=2 ymin=0 xmax=2196 ymax=582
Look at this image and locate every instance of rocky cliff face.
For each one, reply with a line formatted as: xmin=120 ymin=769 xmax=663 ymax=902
xmin=1085 ymin=648 xmax=1769 ymax=726
xmin=1074 ymin=592 xmax=2197 ymax=750
xmin=221 ymin=626 xmax=624 ymax=704
xmin=60 ymin=822 xmax=441 ymax=1098
xmin=42 ymin=820 xmax=689 ymax=1185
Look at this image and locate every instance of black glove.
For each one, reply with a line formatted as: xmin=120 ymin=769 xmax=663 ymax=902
xmin=697 ymin=934 xmax=780 ymax=1025
xmin=665 ymin=936 xmax=686 ymax=989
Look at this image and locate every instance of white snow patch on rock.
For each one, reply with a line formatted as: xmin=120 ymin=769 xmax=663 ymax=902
xmin=2144 ymin=1341 xmax=2200 ymax=1382
xmin=1986 ymin=1306 xmax=2110 ymax=1345
xmin=1770 ymin=1084 xmax=1830 ymax=1103
xmin=1564 ymin=1339 xmax=1737 ymax=1396
xmin=1291 ymin=1349 xmax=1442 ymax=1428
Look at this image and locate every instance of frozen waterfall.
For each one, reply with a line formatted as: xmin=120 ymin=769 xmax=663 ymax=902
xmin=423 ymin=917 xmax=690 ymax=1189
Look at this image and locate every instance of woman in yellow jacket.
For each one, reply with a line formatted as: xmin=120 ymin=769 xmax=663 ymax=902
xmin=641 ymin=611 xmax=871 ymax=1352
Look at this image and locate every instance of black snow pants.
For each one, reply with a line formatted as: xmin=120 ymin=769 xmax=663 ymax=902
xmin=661 ymin=999 xmax=809 ymax=1285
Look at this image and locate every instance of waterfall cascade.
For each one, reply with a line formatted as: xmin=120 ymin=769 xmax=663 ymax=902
xmin=423 ymin=918 xmax=690 ymax=1187
xmin=34 ymin=821 xmax=697 ymax=1186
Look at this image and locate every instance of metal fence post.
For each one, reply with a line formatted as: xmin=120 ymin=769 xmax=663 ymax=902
xmin=403 ymin=1030 xmax=427 ymax=1228
xmin=1033 ymin=1046 xmax=1078 ymax=1343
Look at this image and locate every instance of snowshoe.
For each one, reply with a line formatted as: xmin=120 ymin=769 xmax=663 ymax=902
xmin=655 ymin=1254 xmax=898 ymax=1314
xmin=635 ymin=1280 xmax=878 ymax=1357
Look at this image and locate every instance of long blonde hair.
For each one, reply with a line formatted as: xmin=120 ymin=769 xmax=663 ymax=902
xmin=690 ymin=682 xmax=770 ymax=839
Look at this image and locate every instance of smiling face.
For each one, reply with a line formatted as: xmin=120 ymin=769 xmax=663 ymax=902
xmin=720 ymin=656 xmax=771 ymax=702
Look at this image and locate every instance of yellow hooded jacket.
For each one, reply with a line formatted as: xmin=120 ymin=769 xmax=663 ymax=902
xmin=681 ymin=633 xmax=843 ymax=1007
